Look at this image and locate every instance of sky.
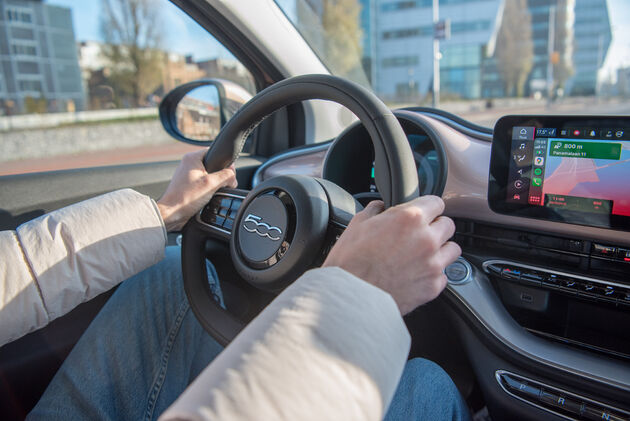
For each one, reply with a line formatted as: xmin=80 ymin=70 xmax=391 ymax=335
xmin=47 ymin=0 xmax=235 ymax=62
xmin=48 ymin=0 xmax=630 ymax=79
xmin=601 ymin=0 xmax=630 ymax=81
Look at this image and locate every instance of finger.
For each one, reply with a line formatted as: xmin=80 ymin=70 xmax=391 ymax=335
xmin=429 ymin=216 xmax=456 ymax=246
xmin=436 ymin=241 xmax=462 ymax=268
xmin=351 ymin=200 xmax=385 ymax=224
xmin=208 ymin=166 xmax=237 ymax=189
xmin=398 ymin=195 xmax=445 ymax=224
xmin=189 ymin=147 xmax=210 ymax=161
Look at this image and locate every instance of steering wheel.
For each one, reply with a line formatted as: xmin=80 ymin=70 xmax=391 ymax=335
xmin=181 ymin=74 xmax=419 ymax=346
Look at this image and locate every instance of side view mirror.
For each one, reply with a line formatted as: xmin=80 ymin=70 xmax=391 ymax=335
xmin=159 ymin=79 xmax=253 ymax=145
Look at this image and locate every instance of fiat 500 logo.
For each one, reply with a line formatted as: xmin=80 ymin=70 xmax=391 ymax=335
xmin=243 ymin=214 xmax=282 ymax=241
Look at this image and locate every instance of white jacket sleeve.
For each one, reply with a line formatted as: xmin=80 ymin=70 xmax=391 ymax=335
xmin=160 ymin=267 xmax=411 ymax=421
xmin=0 ymin=188 xmax=167 ymax=346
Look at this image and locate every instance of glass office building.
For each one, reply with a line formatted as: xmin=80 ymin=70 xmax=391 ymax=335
xmin=372 ymin=0 xmax=504 ymax=100
xmin=0 ymin=0 xmax=85 ymax=114
xmin=565 ymin=0 xmax=611 ymax=96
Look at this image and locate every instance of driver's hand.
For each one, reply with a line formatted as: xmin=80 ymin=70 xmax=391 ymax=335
xmin=322 ymin=196 xmax=461 ymax=315
xmin=157 ymin=148 xmax=237 ymax=232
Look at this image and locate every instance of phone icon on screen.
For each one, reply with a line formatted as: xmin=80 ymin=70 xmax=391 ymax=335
xmin=532 ymin=177 xmax=542 ymax=187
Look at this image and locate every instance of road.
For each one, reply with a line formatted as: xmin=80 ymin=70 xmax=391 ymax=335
xmin=2 ymin=97 xmax=629 ymax=176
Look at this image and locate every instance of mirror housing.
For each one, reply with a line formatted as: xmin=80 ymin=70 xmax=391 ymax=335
xmin=159 ymin=79 xmax=253 ymax=145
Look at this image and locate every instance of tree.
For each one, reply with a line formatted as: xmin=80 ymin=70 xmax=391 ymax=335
xmin=321 ymin=0 xmax=363 ymax=78
xmin=100 ymin=0 xmax=164 ymax=107
xmin=495 ymin=0 xmax=534 ymax=97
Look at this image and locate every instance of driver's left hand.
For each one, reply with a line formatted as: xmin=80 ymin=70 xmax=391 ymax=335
xmin=157 ymin=149 xmax=238 ymax=232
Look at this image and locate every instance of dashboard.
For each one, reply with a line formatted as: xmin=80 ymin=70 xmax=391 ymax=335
xmin=252 ymin=109 xmax=630 ymax=421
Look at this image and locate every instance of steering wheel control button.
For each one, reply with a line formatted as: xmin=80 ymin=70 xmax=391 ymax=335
xmin=200 ymin=194 xmax=242 ymax=232
xmin=445 ymin=258 xmax=472 ymax=285
xmin=237 ymin=194 xmax=288 ymax=265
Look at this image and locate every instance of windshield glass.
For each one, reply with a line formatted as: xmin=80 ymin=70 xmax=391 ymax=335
xmin=275 ymin=0 xmax=629 ymax=128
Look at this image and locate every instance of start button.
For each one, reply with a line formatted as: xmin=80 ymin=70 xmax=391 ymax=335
xmin=445 ymin=258 xmax=472 ymax=285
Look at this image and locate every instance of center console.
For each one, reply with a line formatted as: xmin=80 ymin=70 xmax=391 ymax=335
xmin=444 ymin=115 xmax=630 ymax=420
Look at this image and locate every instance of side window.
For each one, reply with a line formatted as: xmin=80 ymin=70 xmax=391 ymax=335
xmin=0 ymin=0 xmax=255 ymax=175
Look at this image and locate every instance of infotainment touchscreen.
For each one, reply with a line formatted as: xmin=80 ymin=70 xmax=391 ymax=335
xmin=488 ymin=116 xmax=630 ymax=231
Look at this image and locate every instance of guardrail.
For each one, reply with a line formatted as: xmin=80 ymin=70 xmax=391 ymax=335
xmin=0 ymin=107 xmax=158 ymax=132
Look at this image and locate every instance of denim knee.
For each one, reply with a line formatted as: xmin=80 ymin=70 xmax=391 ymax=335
xmin=389 ymin=358 xmax=470 ymax=421
xmin=403 ymin=358 xmax=459 ymax=396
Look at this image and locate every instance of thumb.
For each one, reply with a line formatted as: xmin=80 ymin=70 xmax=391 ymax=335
xmin=350 ymin=200 xmax=384 ymax=224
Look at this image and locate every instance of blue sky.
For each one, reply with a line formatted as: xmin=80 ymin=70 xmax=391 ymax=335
xmin=49 ymin=0 xmax=630 ymax=78
xmin=47 ymin=0 xmax=234 ymax=61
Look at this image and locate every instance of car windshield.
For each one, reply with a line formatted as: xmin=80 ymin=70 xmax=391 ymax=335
xmin=275 ymin=0 xmax=629 ymax=128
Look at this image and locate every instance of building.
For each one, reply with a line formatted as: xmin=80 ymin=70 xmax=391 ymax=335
xmin=372 ymin=0 xmax=504 ymax=101
xmin=0 ymin=0 xmax=85 ymax=115
xmin=162 ymin=53 xmax=206 ymax=94
xmin=525 ymin=0 xmax=575 ymax=96
xmin=196 ymin=58 xmax=256 ymax=94
xmin=617 ymin=68 xmax=630 ymax=98
xmin=565 ymin=0 xmax=611 ymax=96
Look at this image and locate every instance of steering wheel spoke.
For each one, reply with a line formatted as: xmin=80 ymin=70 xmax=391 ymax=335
xmin=315 ymin=221 xmax=347 ymax=265
xmin=196 ymin=188 xmax=249 ymax=241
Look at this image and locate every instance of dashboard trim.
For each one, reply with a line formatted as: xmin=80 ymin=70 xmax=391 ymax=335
xmin=252 ymin=142 xmax=331 ymax=187
xmin=399 ymin=107 xmax=494 ymax=140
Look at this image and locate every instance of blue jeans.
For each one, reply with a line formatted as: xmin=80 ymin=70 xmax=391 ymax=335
xmin=29 ymin=246 xmax=470 ymax=421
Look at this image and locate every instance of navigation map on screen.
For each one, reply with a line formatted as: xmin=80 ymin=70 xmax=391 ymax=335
xmin=506 ymin=127 xmax=630 ymax=218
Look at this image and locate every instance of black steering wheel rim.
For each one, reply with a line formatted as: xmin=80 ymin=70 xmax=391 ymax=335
xmin=183 ymin=74 xmax=419 ymax=346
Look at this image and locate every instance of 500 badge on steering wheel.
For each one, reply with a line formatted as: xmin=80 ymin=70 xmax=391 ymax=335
xmin=242 ymin=214 xmax=282 ymax=241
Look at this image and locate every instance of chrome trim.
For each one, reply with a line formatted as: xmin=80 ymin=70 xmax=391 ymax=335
xmin=446 ymin=257 xmax=473 ymax=285
xmin=482 ymin=259 xmax=629 ymax=289
xmin=252 ymin=143 xmax=331 ymax=187
xmin=495 ymin=370 xmax=630 ymax=420
xmin=195 ymin=192 xmax=248 ymax=234
xmin=242 ymin=213 xmax=282 ymax=240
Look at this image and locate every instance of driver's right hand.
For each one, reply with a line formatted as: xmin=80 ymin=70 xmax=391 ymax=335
xmin=322 ymin=196 xmax=461 ymax=315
